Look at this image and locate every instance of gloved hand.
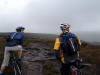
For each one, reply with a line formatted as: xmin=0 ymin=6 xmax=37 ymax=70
xmin=0 ymin=72 xmax=3 ymax=75
xmin=54 ymin=50 xmax=61 ymax=61
xmin=56 ymin=56 xmax=61 ymax=61
xmin=17 ymin=57 xmax=22 ymax=61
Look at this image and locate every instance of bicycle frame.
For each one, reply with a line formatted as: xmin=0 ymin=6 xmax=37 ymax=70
xmin=69 ymin=59 xmax=91 ymax=75
xmin=10 ymin=52 xmax=21 ymax=75
xmin=70 ymin=65 xmax=78 ymax=75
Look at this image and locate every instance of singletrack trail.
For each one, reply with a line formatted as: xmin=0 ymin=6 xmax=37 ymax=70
xmin=22 ymin=42 xmax=57 ymax=75
xmin=22 ymin=42 xmax=95 ymax=75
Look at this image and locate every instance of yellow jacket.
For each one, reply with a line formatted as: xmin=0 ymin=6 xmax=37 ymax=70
xmin=54 ymin=32 xmax=81 ymax=63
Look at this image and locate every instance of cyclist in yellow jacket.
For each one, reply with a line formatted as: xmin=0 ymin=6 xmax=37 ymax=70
xmin=54 ymin=24 xmax=81 ymax=75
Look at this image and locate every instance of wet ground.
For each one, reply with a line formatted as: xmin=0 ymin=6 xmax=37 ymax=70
xmin=22 ymin=42 xmax=96 ymax=75
xmin=22 ymin=43 xmax=57 ymax=75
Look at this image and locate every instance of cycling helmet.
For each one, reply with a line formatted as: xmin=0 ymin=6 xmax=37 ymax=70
xmin=16 ymin=26 xmax=25 ymax=32
xmin=60 ymin=24 xmax=71 ymax=30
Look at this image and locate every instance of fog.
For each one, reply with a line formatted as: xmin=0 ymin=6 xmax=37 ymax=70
xmin=0 ymin=0 xmax=100 ymax=42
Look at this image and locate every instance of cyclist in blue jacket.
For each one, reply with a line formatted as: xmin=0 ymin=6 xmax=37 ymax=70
xmin=0 ymin=26 xmax=25 ymax=75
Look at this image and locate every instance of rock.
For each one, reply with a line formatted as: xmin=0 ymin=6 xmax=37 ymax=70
xmin=22 ymin=43 xmax=56 ymax=75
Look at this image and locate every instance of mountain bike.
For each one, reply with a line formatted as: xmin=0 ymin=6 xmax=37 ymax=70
xmin=10 ymin=51 xmax=22 ymax=75
xmin=69 ymin=58 xmax=91 ymax=75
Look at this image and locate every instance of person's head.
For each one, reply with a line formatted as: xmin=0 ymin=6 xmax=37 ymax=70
xmin=16 ymin=26 xmax=25 ymax=33
xmin=60 ymin=24 xmax=71 ymax=33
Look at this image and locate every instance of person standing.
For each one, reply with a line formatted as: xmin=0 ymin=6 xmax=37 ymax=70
xmin=54 ymin=24 xmax=81 ymax=75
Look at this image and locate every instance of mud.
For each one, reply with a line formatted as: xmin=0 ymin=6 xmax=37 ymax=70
xmin=22 ymin=43 xmax=56 ymax=75
xmin=22 ymin=42 xmax=95 ymax=75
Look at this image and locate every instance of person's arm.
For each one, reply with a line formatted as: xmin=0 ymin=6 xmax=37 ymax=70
xmin=5 ymin=33 xmax=13 ymax=42
xmin=77 ymin=37 xmax=82 ymax=50
xmin=20 ymin=34 xmax=24 ymax=45
xmin=6 ymin=35 xmax=10 ymax=42
xmin=73 ymin=34 xmax=82 ymax=49
xmin=74 ymin=34 xmax=82 ymax=57
xmin=77 ymin=37 xmax=82 ymax=46
xmin=54 ymin=38 xmax=61 ymax=60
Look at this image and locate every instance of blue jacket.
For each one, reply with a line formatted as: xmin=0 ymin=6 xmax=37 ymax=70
xmin=5 ymin=32 xmax=24 ymax=47
xmin=54 ymin=32 xmax=81 ymax=63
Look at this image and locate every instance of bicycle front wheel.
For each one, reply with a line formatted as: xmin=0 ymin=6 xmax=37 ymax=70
xmin=13 ymin=63 xmax=22 ymax=75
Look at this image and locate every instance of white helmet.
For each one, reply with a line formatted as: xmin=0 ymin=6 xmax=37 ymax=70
xmin=60 ymin=24 xmax=71 ymax=30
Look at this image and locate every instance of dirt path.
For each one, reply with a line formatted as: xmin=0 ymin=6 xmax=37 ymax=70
xmin=22 ymin=43 xmax=56 ymax=75
xmin=22 ymin=42 xmax=95 ymax=75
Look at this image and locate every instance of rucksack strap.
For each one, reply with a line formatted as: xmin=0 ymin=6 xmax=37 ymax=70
xmin=59 ymin=33 xmax=78 ymax=52
xmin=11 ymin=32 xmax=17 ymax=40
xmin=69 ymin=38 xmax=76 ymax=52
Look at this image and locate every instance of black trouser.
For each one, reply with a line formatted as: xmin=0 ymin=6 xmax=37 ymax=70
xmin=60 ymin=54 xmax=78 ymax=75
xmin=60 ymin=63 xmax=71 ymax=75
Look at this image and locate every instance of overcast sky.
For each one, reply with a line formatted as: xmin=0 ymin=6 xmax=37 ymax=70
xmin=0 ymin=0 xmax=100 ymax=34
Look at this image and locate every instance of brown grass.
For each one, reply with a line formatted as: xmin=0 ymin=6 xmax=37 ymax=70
xmin=0 ymin=37 xmax=100 ymax=75
xmin=43 ymin=61 xmax=60 ymax=75
xmin=80 ymin=43 xmax=100 ymax=74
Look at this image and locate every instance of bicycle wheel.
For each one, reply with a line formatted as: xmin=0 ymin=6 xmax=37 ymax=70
xmin=13 ymin=63 xmax=22 ymax=75
xmin=70 ymin=66 xmax=78 ymax=75
xmin=10 ymin=52 xmax=22 ymax=75
xmin=69 ymin=71 xmax=72 ymax=75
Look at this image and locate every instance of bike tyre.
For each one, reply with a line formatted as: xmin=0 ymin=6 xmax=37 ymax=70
xmin=13 ymin=63 xmax=21 ymax=75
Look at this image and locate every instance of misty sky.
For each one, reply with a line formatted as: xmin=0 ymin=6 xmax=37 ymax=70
xmin=0 ymin=0 xmax=100 ymax=34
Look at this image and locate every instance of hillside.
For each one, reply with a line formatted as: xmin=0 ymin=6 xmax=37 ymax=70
xmin=0 ymin=33 xmax=100 ymax=75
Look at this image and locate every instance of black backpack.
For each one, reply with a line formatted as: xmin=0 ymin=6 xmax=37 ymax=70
xmin=60 ymin=33 xmax=80 ymax=56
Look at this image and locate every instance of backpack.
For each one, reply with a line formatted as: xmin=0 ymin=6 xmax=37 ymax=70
xmin=5 ymin=32 xmax=18 ymax=46
xmin=7 ymin=32 xmax=17 ymax=41
xmin=60 ymin=33 xmax=80 ymax=56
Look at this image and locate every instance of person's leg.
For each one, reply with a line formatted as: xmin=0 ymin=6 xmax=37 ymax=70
xmin=17 ymin=45 xmax=23 ymax=57
xmin=17 ymin=50 xmax=22 ymax=61
xmin=9 ymin=45 xmax=23 ymax=60
xmin=0 ymin=66 xmax=5 ymax=73
xmin=0 ymin=47 xmax=10 ymax=73
xmin=66 ymin=64 xmax=71 ymax=75
xmin=60 ymin=63 xmax=70 ymax=75
xmin=17 ymin=45 xmax=23 ymax=61
xmin=18 ymin=50 xmax=22 ymax=57
xmin=60 ymin=63 xmax=67 ymax=75
xmin=0 ymin=46 xmax=23 ymax=73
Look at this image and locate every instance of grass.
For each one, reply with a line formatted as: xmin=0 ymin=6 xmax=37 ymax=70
xmin=0 ymin=37 xmax=14 ymax=75
xmin=0 ymin=37 xmax=5 ymax=64
xmin=0 ymin=36 xmax=100 ymax=75
xmin=43 ymin=61 xmax=60 ymax=75
xmin=23 ymin=38 xmax=55 ymax=48
xmin=80 ymin=42 xmax=100 ymax=75
xmin=42 ymin=41 xmax=100 ymax=75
